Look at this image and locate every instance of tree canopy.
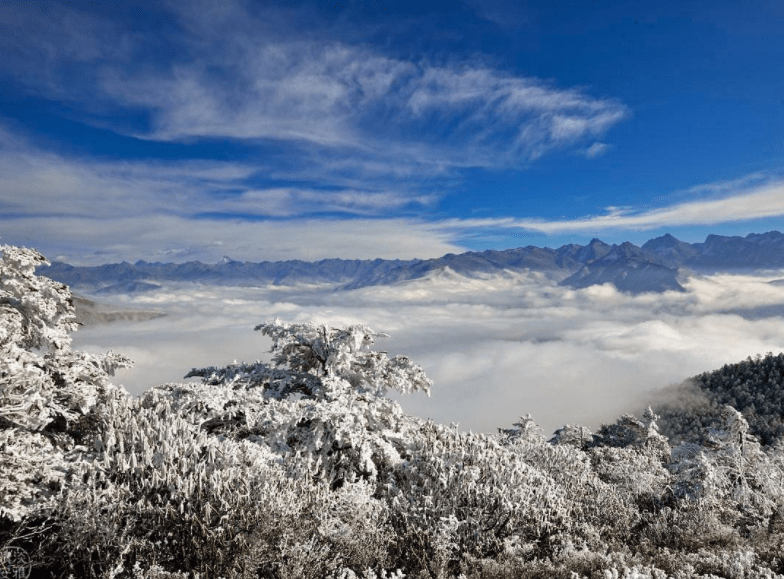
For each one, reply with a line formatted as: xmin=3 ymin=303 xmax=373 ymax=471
xmin=657 ymin=353 xmax=784 ymax=447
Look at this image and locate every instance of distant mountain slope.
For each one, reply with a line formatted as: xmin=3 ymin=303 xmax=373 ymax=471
xmin=341 ymin=244 xmax=592 ymax=289
xmin=36 ymin=230 xmax=784 ymax=295
xmin=640 ymin=233 xmax=701 ymax=265
xmin=643 ymin=230 xmax=784 ymax=271
xmin=71 ymin=296 xmax=166 ymax=326
xmin=655 ymin=352 xmax=784 ymax=446
xmin=95 ymin=281 xmax=161 ymax=295
xmin=41 ymin=256 xmax=421 ymax=292
xmin=559 ymin=241 xmax=687 ymax=293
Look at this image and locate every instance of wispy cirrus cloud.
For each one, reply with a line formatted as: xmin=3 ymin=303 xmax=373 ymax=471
xmin=0 ymin=125 xmax=436 ymax=219
xmin=101 ymin=42 xmax=628 ymax=167
xmin=0 ymin=1 xmax=628 ymax=170
xmin=583 ymin=142 xmax=611 ymax=158
xmin=0 ymin=0 xmax=634 ymax=264
xmin=0 ymin=124 xmax=456 ymax=263
xmin=221 ymin=188 xmax=439 ymax=218
xmin=436 ymin=179 xmax=784 ymax=235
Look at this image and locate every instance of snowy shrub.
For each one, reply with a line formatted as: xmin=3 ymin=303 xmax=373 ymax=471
xmin=38 ymin=390 xmax=390 ymax=578
xmin=505 ymin=426 xmax=635 ymax=548
xmin=381 ymin=420 xmax=581 ymax=575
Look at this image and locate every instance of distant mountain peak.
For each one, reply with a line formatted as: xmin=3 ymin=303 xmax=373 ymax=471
xmin=603 ymin=241 xmax=646 ymax=261
xmin=746 ymin=230 xmax=783 ymax=242
xmin=573 ymin=238 xmax=613 ymax=263
xmin=655 ymin=233 xmax=680 ymax=243
xmin=641 ymin=233 xmax=699 ymax=266
xmin=34 ymin=230 xmax=784 ymax=296
xmin=642 ymin=233 xmax=682 ymax=247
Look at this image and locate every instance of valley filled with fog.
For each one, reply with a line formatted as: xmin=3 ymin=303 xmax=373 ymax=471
xmin=71 ymin=268 xmax=784 ymax=436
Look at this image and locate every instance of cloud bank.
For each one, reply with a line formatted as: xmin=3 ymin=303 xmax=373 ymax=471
xmin=72 ymin=269 xmax=784 ymax=437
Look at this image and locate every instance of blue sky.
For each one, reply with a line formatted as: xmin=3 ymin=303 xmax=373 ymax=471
xmin=2 ymin=0 xmax=784 ymax=264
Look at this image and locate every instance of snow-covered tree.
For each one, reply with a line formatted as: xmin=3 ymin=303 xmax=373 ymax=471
xmin=0 ymin=244 xmax=130 ymax=522
xmin=175 ymin=319 xmax=433 ymax=490
xmin=669 ymin=405 xmax=782 ymax=532
xmin=165 ymin=321 xmax=607 ymax=572
xmin=584 ymin=409 xmax=672 ymax=525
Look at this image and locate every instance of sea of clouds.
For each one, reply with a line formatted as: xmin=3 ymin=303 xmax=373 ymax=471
xmin=70 ymin=268 xmax=784 ymax=437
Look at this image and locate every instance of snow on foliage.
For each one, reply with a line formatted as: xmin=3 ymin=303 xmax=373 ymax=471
xmin=187 ymin=319 xmax=432 ymax=398
xmin=657 ymin=353 xmax=784 ymax=447
xmin=3 ymin=243 xmax=784 ymax=578
xmin=1 ymin=244 xmax=131 ymax=522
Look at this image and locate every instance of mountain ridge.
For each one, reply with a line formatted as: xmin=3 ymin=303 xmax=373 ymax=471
xmin=36 ymin=230 xmax=784 ymax=295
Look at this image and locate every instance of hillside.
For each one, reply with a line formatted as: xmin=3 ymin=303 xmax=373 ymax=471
xmin=656 ymin=353 xmax=784 ymax=447
xmin=71 ymin=296 xmax=166 ymax=326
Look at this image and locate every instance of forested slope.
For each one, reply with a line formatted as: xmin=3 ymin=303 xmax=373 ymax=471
xmin=656 ymin=353 xmax=784 ymax=447
xmin=3 ymin=243 xmax=784 ymax=579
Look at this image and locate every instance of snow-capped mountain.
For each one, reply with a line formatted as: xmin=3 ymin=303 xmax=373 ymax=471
xmin=36 ymin=231 xmax=784 ymax=295
xmin=642 ymin=230 xmax=784 ymax=270
xmin=559 ymin=241 xmax=687 ymax=293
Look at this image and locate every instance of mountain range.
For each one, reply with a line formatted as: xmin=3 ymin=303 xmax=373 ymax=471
xmin=36 ymin=231 xmax=784 ymax=295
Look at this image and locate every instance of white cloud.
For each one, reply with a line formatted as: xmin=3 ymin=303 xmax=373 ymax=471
xmin=226 ymin=188 xmax=438 ymax=217
xmin=72 ymin=268 xmax=784 ymax=437
xmin=584 ymin=142 xmax=610 ymax=158
xmin=0 ymin=125 xmax=441 ymax=221
xmin=0 ymin=124 xmax=454 ymax=262
xmin=1 ymin=214 xmax=465 ymax=265
xmin=435 ymin=179 xmax=784 ymax=235
xmin=1 ymin=1 xmax=628 ymax=168
xmin=5 ymin=122 xmax=784 ymax=264
xmin=520 ymin=180 xmax=784 ymax=233
xmin=146 ymin=50 xmax=625 ymax=166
